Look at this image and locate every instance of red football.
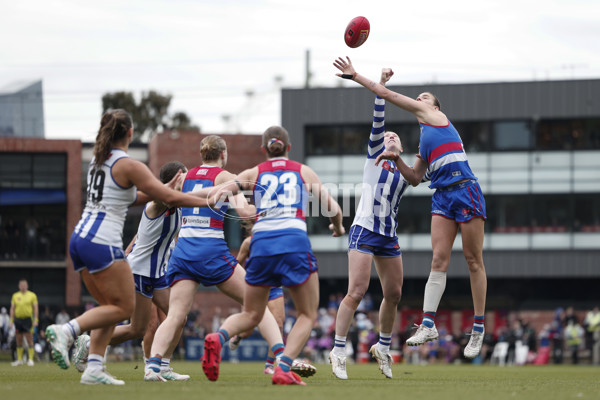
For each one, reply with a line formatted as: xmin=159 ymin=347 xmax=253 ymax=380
xmin=344 ymin=16 xmax=370 ymax=48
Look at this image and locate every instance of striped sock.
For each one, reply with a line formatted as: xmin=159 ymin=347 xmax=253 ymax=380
xmin=265 ymin=356 xmax=276 ymax=369
xmin=271 ymin=343 xmax=284 ymax=359
xmin=148 ymin=356 xmax=161 ymax=373
xmin=87 ymin=354 xmax=103 ymax=372
xmin=334 ymin=335 xmax=346 ymax=355
xmin=160 ymin=358 xmax=170 ymax=371
xmin=279 ymin=355 xmax=293 ymax=373
xmin=422 ymin=311 xmax=436 ymax=328
xmin=62 ymin=320 xmax=81 ymax=340
xmin=378 ymin=332 xmax=392 ymax=352
xmin=473 ymin=315 xmax=485 ymax=333
xmin=217 ymin=329 xmax=229 ymax=345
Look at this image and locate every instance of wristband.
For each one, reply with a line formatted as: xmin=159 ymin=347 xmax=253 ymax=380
xmin=341 ymin=73 xmax=355 ymax=80
xmin=235 ymin=179 xmax=243 ymax=190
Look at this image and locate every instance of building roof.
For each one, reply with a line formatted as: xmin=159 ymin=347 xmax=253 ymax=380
xmin=0 ymin=80 xmax=42 ymax=95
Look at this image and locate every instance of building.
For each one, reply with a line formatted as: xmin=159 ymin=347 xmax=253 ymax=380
xmin=0 ymin=80 xmax=45 ymax=138
xmin=0 ymin=131 xmax=262 ymax=312
xmin=282 ymin=78 xmax=600 ymax=310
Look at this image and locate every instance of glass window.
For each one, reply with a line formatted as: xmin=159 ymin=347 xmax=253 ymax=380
xmin=0 ymin=153 xmax=66 ymax=189
xmin=0 ymin=204 xmax=67 ymax=260
xmin=494 ymin=121 xmax=532 ymax=150
xmin=537 ymin=118 xmax=600 ymax=150
xmin=453 ymin=121 xmax=492 ymax=153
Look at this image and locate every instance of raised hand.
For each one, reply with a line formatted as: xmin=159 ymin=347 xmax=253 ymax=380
xmin=333 ymin=56 xmax=356 ymax=78
xmin=380 ymin=68 xmax=394 ymax=85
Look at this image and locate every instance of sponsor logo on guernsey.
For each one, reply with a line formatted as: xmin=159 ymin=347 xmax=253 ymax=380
xmin=272 ymin=160 xmax=286 ymax=167
xmin=452 ymin=171 xmax=462 ymax=177
xmin=197 ymin=169 xmax=208 ymax=175
xmin=183 ymin=216 xmax=211 ymax=226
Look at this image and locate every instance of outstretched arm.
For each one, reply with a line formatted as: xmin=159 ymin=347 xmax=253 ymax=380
xmin=333 ymin=56 xmax=430 ymax=119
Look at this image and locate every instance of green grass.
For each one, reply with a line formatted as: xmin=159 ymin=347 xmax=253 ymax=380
xmin=1 ymin=361 xmax=599 ymax=400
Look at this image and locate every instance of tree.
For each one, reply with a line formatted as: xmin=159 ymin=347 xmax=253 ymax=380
xmin=101 ymin=90 xmax=199 ymax=142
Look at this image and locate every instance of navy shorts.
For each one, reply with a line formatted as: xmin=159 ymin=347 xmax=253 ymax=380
xmin=268 ymin=287 xmax=284 ymax=301
xmin=432 ymin=180 xmax=487 ymax=222
xmin=348 ymin=225 xmax=402 ymax=258
xmin=14 ymin=317 xmax=33 ymax=334
xmin=245 ymin=252 xmax=318 ymax=288
xmin=167 ymin=252 xmax=238 ymax=287
xmin=133 ymin=273 xmax=170 ymax=298
xmin=69 ymin=232 xmax=126 ymax=273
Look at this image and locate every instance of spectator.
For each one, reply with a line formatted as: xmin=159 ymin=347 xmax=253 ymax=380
xmin=55 ymin=309 xmax=70 ymax=325
xmin=565 ymin=318 xmax=584 ymax=364
xmin=583 ymin=306 xmax=600 ymax=365
xmin=0 ymin=306 xmax=10 ymax=349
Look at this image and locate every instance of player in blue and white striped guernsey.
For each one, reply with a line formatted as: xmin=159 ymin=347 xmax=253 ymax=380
xmin=334 ymin=56 xmax=488 ymax=360
xmin=45 ymin=110 xmax=212 ymax=385
xmin=72 ymin=161 xmax=191 ymax=381
xmin=329 ymin=68 xmax=408 ymax=380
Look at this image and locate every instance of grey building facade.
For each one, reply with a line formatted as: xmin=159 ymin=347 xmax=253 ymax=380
xmin=282 ymin=79 xmax=600 ymax=308
xmin=0 ymin=80 xmax=45 ymax=138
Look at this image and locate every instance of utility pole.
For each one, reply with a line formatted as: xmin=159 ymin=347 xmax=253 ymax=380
xmin=305 ymin=49 xmax=312 ymax=88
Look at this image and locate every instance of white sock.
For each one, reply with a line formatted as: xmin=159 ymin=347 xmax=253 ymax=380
xmin=423 ymin=271 xmax=446 ymax=313
xmin=160 ymin=358 xmax=170 ymax=371
xmin=62 ymin=320 xmax=81 ymax=339
xmin=87 ymin=354 xmax=103 ymax=372
xmin=333 ymin=335 xmax=346 ymax=355
xmin=377 ymin=332 xmax=392 ymax=352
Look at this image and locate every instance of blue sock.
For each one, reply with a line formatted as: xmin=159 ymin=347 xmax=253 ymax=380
xmin=271 ymin=343 xmax=284 ymax=358
xmin=217 ymin=329 xmax=229 ymax=345
xmin=279 ymin=355 xmax=293 ymax=372
xmin=422 ymin=311 xmax=436 ymax=328
xmin=148 ymin=356 xmax=161 ymax=372
xmin=265 ymin=356 xmax=276 ymax=368
xmin=473 ymin=315 xmax=485 ymax=333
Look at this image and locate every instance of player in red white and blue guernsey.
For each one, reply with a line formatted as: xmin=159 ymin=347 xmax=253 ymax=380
xmin=147 ymin=135 xmax=284 ymax=381
xmin=334 ymin=56 xmax=487 ymax=360
xmin=329 ymin=68 xmax=408 ymax=381
xmin=202 ymin=126 xmax=345 ymax=386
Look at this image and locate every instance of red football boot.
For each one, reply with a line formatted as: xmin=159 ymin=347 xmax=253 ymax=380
xmin=202 ymin=333 xmax=222 ymax=381
xmin=272 ymin=366 xmax=306 ymax=386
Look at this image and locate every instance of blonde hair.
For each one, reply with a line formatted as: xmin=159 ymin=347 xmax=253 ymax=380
xmin=262 ymin=126 xmax=289 ymax=157
xmin=93 ymin=109 xmax=132 ymax=166
xmin=200 ymin=135 xmax=227 ymax=162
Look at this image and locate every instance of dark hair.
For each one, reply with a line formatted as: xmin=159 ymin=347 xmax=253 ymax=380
xmin=93 ymin=109 xmax=132 ymax=167
xmin=428 ymin=92 xmax=442 ymax=110
xmin=200 ymin=135 xmax=227 ymax=162
xmin=262 ymin=126 xmax=289 ymax=157
xmin=159 ymin=161 xmax=187 ymax=184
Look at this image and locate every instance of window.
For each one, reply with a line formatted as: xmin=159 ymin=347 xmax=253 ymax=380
xmin=494 ymin=121 xmax=532 ymax=150
xmin=0 ymin=153 xmax=67 ymax=189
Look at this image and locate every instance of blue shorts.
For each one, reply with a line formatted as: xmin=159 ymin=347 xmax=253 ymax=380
xmin=432 ymin=180 xmax=487 ymax=222
xmin=269 ymin=287 xmax=284 ymax=301
xmin=245 ymin=252 xmax=318 ymax=288
xmin=348 ymin=225 xmax=402 ymax=257
xmin=69 ymin=232 xmax=126 ymax=273
xmin=133 ymin=273 xmax=169 ymax=298
xmin=167 ymin=252 xmax=238 ymax=287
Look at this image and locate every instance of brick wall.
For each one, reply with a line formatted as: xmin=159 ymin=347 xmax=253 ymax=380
xmin=148 ymin=131 xmax=264 ymax=175
xmin=0 ymin=138 xmax=82 ymax=306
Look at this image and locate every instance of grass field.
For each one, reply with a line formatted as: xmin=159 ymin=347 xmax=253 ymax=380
xmin=1 ymin=361 xmax=599 ymax=400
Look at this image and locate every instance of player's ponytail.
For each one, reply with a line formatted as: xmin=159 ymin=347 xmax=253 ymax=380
xmin=262 ymin=126 xmax=290 ymax=157
xmin=93 ymin=109 xmax=132 ymax=167
xmin=200 ymin=135 xmax=227 ymax=163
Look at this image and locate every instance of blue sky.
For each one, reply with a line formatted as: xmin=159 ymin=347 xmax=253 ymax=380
xmin=1 ymin=0 xmax=599 ymax=141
